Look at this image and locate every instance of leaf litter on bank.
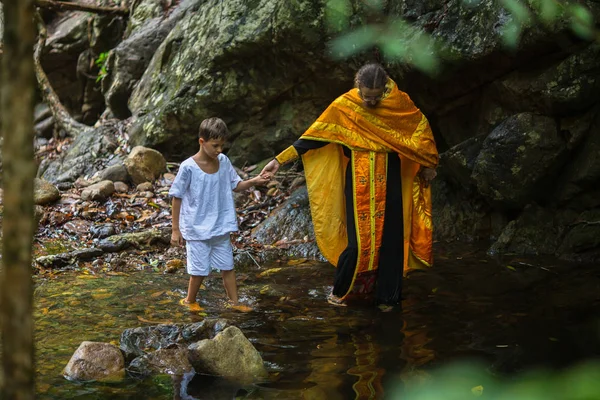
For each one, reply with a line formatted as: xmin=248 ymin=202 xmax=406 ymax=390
xmin=31 ymin=156 xmax=308 ymax=276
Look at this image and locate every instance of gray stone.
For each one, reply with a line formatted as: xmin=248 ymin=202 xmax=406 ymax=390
xmin=127 ymin=348 xmax=194 ymax=378
xmin=114 ymin=181 xmax=129 ymax=193
xmin=100 ymin=164 xmax=129 ymax=183
xmin=120 ymin=319 xmax=229 ymax=359
xmin=40 ymin=126 xmax=120 ymax=183
xmin=188 ymin=326 xmax=268 ymax=383
xmin=63 ymin=341 xmax=125 ymax=382
xmin=34 ymin=178 xmax=61 ymax=205
xmin=81 ymin=180 xmax=115 ymax=202
xmin=136 ymin=182 xmax=154 ymax=192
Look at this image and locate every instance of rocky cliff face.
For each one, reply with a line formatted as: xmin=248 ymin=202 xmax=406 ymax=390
xmin=35 ymin=0 xmax=600 ymax=261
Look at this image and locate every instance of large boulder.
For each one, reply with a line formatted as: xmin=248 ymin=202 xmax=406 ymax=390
xmin=127 ymin=0 xmax=350 ymax=161
xmin=39 ymin=125 xmax=120 ymax=183
xmin=103 ymin=0 xmax=204 ymax=118
xmin=472 ymin=113 xmax=568 ymax=208
xmin=188 ymin=326 xmax=268 ymax=383
xmin=63 ymin=341 xmax=125 ymax=382
xmin=250 ymin=187 xmax=322 ymax=260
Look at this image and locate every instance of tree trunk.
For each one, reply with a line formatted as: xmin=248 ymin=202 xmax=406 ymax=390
xmin=1 ymin=0 xmax=36 ymax=398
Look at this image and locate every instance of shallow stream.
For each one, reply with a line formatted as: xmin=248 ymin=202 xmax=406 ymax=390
xmin=31 ymin=243 xmax=600 ymax=399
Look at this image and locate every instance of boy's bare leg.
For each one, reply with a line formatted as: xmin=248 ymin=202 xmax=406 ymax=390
xmin=185 ymin=275 xmax=205 ymax=304
xmin=221 ymin=270 xmax=238 ymax=305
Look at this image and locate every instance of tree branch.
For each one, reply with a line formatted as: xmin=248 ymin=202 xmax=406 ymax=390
xmin=34 ymin=12 xmax=89 ymax=137
xmin=34 ymin=0 xmax=129 ymax=16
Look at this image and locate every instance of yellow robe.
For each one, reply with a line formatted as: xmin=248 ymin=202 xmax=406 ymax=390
xmin=276 ymin=79 xmax=438 ymax=296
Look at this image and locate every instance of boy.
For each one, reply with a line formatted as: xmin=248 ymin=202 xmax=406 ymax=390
xmin=169 ymin=117 xmax=268 ymax=310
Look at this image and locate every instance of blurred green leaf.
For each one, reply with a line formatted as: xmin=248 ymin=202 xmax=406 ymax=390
xmin=501 ymin=20 xmax=522 ymax=49
xmin=364 ymin=0 xmax=385 ymax=13
xmin=325 ymin=0 xmax=352 ymax=33
xmin=328 ymin=25 xmax=380 ymax=59
xmin=533 ymin=0 xmax=561 ymax=26
xmin=500 ymin=0 xmax=532 ymax=24
xmin=568 ymin=4 xmax=594 ymax=40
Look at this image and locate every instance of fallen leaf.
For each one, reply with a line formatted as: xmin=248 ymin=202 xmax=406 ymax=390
xmin=259 ymin=267 xmax=282 ymax=277
xmin=287 ymin=258 xmax=307 ymax=266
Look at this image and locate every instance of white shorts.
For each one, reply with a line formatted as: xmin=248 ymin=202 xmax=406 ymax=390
xmin=186 ymin=234 xmax=234 ymax=276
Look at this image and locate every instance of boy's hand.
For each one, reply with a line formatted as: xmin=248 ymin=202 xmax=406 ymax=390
xmin=252 ymin=174 xmax=270 ymax=186
xmin=171 ymin=230 xmax=185 ymax=247
xmin=260 ymin=159 xmax=280 ymax=179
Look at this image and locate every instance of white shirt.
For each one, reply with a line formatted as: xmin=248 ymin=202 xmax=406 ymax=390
xmin=168 ymin=154 xmax=242 ymax=240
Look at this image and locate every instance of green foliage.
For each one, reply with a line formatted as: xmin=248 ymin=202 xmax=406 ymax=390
xmin=94 ymin=51 xmax=110 ymax=83
xmin=325 ymin=0 xmax=599 ymax=76
xmin=393 ymin=360 xmax=600 ymax=400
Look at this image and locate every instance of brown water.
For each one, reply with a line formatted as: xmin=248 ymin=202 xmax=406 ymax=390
xmin=31 ymin=243 xmax=600 ymax=399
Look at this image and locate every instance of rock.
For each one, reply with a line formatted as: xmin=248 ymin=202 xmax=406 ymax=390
xmin=487 ymin=204 xmax=572 ymax=256
xmin=34 ymin=116 xmax=55 ymax=139
xmin=472 ymin=113 xmax=567 ymax=208
xmin=124 ymin=146 xmax=167 ymax=185
xmin=140 ymin=191 xmax=154 ymax=198
xmin=63 ymin=341 xmax=125 ymax=382
xmin=136 ymin=182 xmax=154 ymax=192
xmin=555 ymin=109 xmax=600 ymax=205
xmin=34 ymin=103 xmax=52 ymax=124
xmin=492 ymin=44 xmax=600 ymax=116
xmin=34 ymin=178 xmax=60 ymax=205
xmin=119 ymin=319 xmax=229 ymax=359
xmin=90 ymin=224 xmax=117 ymax=239
xmin=40 ymin=126 xmax=120 ymax=184
xmin=81 ymin=180 xmax=115 ymax=202
xmin=127 ymin=0 xmax=340 ymax=161
xmin=97 ymin=228 xmax=170 ymax=253
xmin=114 ymin=181 xmax=129 ymax=193
xmin=34 ymin=205 xmax=45 ymax=225
xmin=63 ymin=219 xmax=92 ymax=235
xmin=250 ymin=187 xmax=323 ymax=261
xmin=187 ymin=326 xmax=268 ymax=383
xmin=431 ymin=172 xmax=491 ymax=242
xmin=557 ymin=209 xmax=600 ymax=258
xmin=103 ymin=0 xmax=203 ymax=118
xmin=36 ymin=248 xmax=104 ymax=268
xmin=440 ymin=134 xmax=487 ymax=190
xmin=127 ymin=348 xmax=194 ymax=378
xmin=100 ymin=164 xmax=129 ymax=183
xmin=163 ymin=173 xmax=176 ymax=185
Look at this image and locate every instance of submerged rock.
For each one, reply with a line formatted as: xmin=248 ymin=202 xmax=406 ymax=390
xmin=63 ymin=341 xmax=125 ymax=382
xmin=127 ymin=348 xmax=194 ymax=378
xmin=188 ymin=326 xmax=268 ymax=383
xmin=119 ymin=319 xmax=229 ymax=359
